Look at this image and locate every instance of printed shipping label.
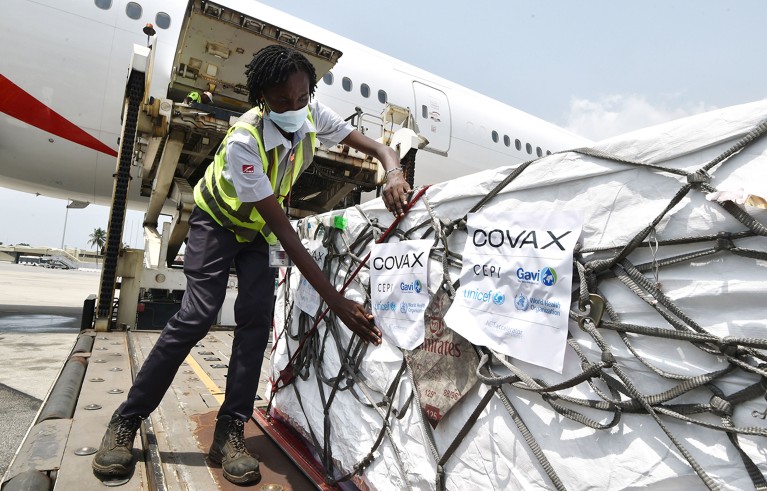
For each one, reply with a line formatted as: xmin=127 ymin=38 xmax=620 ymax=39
xmin=407 ymin=289 xmax=479 ymax=428
xmin=294 ymin=239 xmax=327 ymax=315
xmin=443 ymin=210 xmax=582 ymax=372
xmin=370 ymin=240 xmax=431 ymax=350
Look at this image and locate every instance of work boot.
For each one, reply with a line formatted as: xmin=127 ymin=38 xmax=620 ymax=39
xmin=92 ymin=410 xmax=143 ymax=477
xmin=208 ymin=415 xmax=261 ymax=485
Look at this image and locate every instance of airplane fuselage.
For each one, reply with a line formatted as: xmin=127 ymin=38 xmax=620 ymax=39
xmin=0 ymin=0 xmax=591 ymax=210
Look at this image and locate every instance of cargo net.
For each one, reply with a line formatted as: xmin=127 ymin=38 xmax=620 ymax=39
xmin=268 ymin=120 xmax=767 ymax=491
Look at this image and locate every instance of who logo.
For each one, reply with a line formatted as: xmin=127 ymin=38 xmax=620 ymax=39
xmin=514 ymin=293 xmax=529 ymax=311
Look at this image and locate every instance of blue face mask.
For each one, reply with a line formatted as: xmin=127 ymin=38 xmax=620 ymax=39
xmin=266 ymin=103 xmax=308 ymax=133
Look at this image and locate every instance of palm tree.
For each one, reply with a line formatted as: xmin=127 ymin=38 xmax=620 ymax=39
xmin=88 ymin=227 xmax=107 ymax=265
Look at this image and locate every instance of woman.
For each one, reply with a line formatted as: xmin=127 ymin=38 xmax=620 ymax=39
xmin=92 ymin=44 xmax=411 ymax=485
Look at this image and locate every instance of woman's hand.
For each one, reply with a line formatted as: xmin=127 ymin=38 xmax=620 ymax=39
xmin=254 ymin=195 xmax=383 ymax=345
xmin=382 ymin=170 xmax=411 ymax=218
xmin=326 ymin=294 xmax=382 ymax=345
xmin=338 ymin=131 xmax=412 ymax=218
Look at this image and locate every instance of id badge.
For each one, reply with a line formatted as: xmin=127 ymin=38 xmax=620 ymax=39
xmin=269 ymin=241 xmax=293 ymax=267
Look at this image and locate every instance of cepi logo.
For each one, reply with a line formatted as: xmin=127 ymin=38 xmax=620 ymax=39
xmin=514 ymin=293 xmax=529 ymax=311
xmin=400 ymin=279 xmax=423 ymax=293
xmin=516 ymin=266 xmax=558 ymax=286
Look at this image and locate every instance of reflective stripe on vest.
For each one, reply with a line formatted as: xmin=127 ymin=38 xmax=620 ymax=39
xmin=193 ymin=107 xmax=316 ymax=243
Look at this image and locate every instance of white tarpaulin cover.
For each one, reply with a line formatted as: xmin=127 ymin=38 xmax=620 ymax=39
xmin=269 ymin=100 xmax=767 ymax=490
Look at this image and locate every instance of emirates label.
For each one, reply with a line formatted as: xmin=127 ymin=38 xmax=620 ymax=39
xmin=407 ymin=289 xmax=479 ymax=428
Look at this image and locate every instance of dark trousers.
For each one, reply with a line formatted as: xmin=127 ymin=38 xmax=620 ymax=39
xmin=118 ymin=207 xmax=274 ymax=422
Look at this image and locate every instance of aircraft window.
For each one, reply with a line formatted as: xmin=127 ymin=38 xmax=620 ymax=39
xmin=125 ymin=2 xmax=142 ymax=19
xmin=378 ymin=89 xmax=387 ymax=104
xmin=360 ymin=83 xmax=370 ymax=98
xmin=422 ymin=105 xmax=428 ymax=119
xmin=323 ymin=72 xmax=333 ymax=85
xmin=515 ymin=139 xmax=521 ymax=151
xmin=342 ymin=77 xmax=352 ymax=92
xmin=536 ymin=146 xmax=543 ymax=157
xmin=525 ymin=143 xmax=532 ymax=154
xmin=546 ymin=150 xmax=552 ymax=155
xmin=155 ymin=12 xmax=171 ymax=29
xmin=94 ymin=0 xmax=112 ymax=9
xmin=491 ymin=130 xmax=499 ymax=143
xmin=503 ymin=135 xmax=511 ymax=147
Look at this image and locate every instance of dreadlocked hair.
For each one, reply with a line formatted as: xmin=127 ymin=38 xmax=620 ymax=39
xmin=245 ymin=44 xmax=317 ymax=108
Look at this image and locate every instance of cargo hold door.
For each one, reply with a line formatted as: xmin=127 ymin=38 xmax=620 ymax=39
xmin=412 ymin=81 xmax=451 ymax=154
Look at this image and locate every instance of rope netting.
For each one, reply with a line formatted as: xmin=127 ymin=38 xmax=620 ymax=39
xmin=267 ymin=120 xmax=767 ymax=491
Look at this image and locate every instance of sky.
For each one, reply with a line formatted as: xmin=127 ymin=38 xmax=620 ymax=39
xmin=2 ymin=0 xmax=766 ymax=250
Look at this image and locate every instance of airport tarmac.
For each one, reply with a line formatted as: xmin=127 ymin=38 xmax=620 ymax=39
xmin=0 ymin=261 xmax=100 ymax=479
xmin=0 ymin=261 xmax=320 ymax=490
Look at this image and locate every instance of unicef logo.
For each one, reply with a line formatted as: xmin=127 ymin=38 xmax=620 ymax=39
xmin=514 ymin=294 xmax=529 ymax=311
xmin=389 ymin=301 xmax=396 ymax=311
xmin=414 ymin=279 xmax=422 ymax=294
xmin=492 ymin=292 xmax=505 ymax=305
xmin=541 ymin=267 xmax=557 ymax=286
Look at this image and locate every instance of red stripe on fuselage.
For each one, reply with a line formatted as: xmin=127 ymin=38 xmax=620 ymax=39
xmin=0 ymin=74 xmax=118 ymax=157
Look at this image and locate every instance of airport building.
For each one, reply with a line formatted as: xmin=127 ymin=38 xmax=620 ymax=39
xmin=0 ymin=245 xmax=104 ymax=269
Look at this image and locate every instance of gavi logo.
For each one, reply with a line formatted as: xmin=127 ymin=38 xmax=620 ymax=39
xmin=541 ymin=267 xmax=557 ymax=286
xmin=516 ymin=266 xmax=558 ymax=286
xmin=400 ymin=279 xmax=423 ymax=293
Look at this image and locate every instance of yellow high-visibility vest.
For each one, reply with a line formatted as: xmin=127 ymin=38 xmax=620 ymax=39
xmin=186 ymin=91 xmax=202 ymax=103
xmin=193 ymin=107 xmax=316 ymax=243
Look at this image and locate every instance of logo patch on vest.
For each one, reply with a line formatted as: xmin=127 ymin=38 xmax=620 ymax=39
xmin=241 ymin=164 xmax=255 ymax=174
